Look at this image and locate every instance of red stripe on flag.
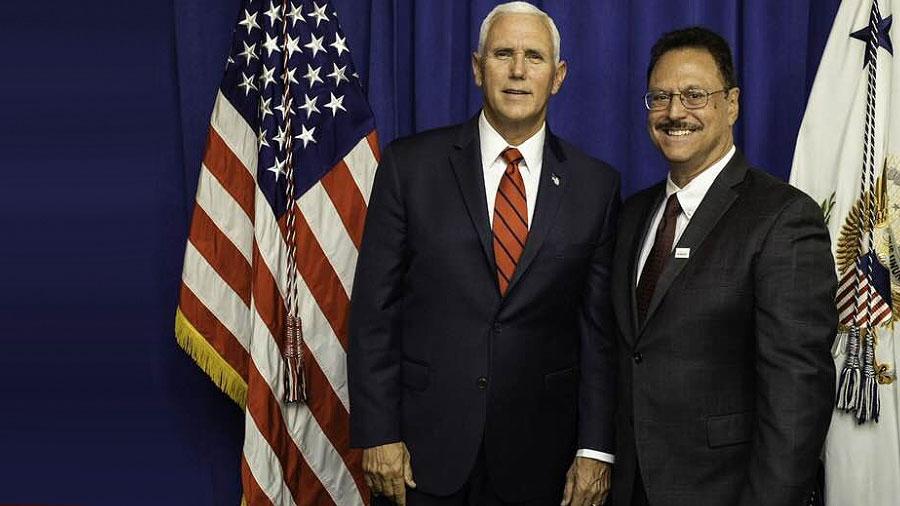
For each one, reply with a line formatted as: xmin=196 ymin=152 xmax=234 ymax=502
xmin=301 ymin=340 xmax=369 ymax=499
xmin=178 ymin=283 xmax=249 ymax=379
xmin=241 ymin=455 xmax=276 ymax=506
xmin=320 ymin=161 xmax=368 ymax=248
xmin=246 ymin=360 xmax=334 ymax=506
xmin=204 ymin=128 xmax=256 ymax=219
xmin=291 ymin=212 xmax=351 ymax=350
xmin=189 ymin=206 xmax=252 ymax=306
xmin=366 ymin=131 xmax=381 ymax=161
xmin=835 ymin=282 xmax=855 ymax=302
xmin=250 ymin=242 xmax=361 ymax=486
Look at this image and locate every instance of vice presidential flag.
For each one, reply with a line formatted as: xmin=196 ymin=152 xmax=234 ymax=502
xmin=175 ymin=0 xmax=378 ymax=504
xmin=790 ymin=0 xmax=898 ymax=504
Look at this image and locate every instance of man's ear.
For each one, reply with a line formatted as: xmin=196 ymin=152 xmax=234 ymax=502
xmin=551 ymin=60 xmax=568 ymax=95
xmin=472 ymin=53 xmax=483 ymax=88
xmin=726 ymin=87 xmax=740 ymax=126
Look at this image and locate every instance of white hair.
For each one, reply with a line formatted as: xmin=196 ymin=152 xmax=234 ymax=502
xmin=476 ymin=1 xmax=561 ymax=63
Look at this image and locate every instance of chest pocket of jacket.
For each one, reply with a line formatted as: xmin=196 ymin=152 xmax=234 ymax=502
xmin=706 ymin=411 xmax=755 ymax=448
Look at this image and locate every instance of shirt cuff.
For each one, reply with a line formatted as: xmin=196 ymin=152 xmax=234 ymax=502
xmin=576 ymin=448 xmax=615 ymax=464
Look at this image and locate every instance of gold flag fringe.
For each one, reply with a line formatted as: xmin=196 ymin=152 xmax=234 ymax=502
xmin=175 ymin=308 xmax=248 ymax=409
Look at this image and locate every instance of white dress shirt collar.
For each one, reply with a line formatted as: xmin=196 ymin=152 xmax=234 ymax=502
xmin=665 ymin=145 xmax=736 ymax=219
xmin=478 ymin=111 xmax=546 ymax=175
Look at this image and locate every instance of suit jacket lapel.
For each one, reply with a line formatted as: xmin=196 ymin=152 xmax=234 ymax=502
xmin=639 ymin=152 xmax=749 ymax=330
xmin=448 ymin=117 xmax=495 ymax=272
xmin=507 ymin=131 xmax=568 ymax=293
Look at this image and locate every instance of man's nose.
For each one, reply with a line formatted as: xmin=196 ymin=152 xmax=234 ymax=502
xmin=665 ymin=95 xmax=688 ymax=118
xmin=509 ymin=53 xmax=526 ymax=78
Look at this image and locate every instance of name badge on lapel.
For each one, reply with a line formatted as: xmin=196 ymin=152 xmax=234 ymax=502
xmin=675 ymin=247 xmax=690 ymax=259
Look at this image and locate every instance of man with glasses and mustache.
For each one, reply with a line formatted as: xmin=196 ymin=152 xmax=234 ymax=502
xmin=609 ymin=27 xmax=837 ymax=506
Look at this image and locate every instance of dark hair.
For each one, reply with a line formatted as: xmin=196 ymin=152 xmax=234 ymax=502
xmin=647 ymin=27 xmax=737 ymax=89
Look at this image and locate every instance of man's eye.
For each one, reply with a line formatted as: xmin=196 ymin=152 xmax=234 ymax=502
xmin=684 ymin=89 xmax=706 ymax=100
xmin=652 ymin=93 xmax=671 ymax=102
xmin=525 ymin=52 xmax=544 ymax=62
xmin=494 ymin=50 xmax=513 ymax=59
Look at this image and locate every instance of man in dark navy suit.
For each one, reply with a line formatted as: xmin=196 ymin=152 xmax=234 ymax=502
xmin=348 ymin=2 xmax=620 ymax=505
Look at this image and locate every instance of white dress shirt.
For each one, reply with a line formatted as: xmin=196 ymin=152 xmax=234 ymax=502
xmin=479 ymin=112 xmax=543 ymax=228
xmin=478 ymin=111 xmax=615 ymax=465
xmin=636 ymin=145 xmax=736 ymax=284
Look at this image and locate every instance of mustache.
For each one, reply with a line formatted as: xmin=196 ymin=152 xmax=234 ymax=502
xmin=655 ymin=120 xmax=701 ymax=131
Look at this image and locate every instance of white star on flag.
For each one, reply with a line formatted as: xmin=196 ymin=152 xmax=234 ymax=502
xmin=259 ymin=65 xmax=276 ymax=89
xmin=330 ymin=33 xmax=349 ymax=57
xmin=238 ymin=9 xmax=259 ymax=34
xmin=282 ymin=66 xmax=299 ymax=86
xmin=266 ymin=157 xmax=286 ymax=180
xmin=303 ymin=64 xmax=324 ymax=87
xmin=305 ymin=34 xmax=326 ymax=58
xmin=286 ymin=2 xmax=305 ymax=26
xmin=263 ymin=3 xmax=282 ymax=25
xmin=299 ymin=94 xmax=320 ymax=118
xmin=238 ymin=42 xmax=258 ymax=65
xmin=308 ymin=2 xmax=329 ymax=27
xmin=238 ymin=72 xmax=257 ymax=95
xmin=273 ymin=125 xmax=289 ymax=150
xmin=258 ymin=128 xmax=270 ymax=148
xmin=262 ymin=33 xmax=280 ymax=57
xmin=284 ymin=33 xmax=302 ymax=59
xmin=275 ymin=98 xmax=294 ymax=120
xmin=328 ymin=63 xmax=349 ymax=86
xmin=258 ymin=96 xmax=274 ymax=121
xmin=295 ymin=124 xmax=317 ymax=148
xmin=324 ymin=92 xmax=346 ymax=116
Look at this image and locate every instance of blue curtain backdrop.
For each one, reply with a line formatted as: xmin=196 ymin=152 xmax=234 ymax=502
xmin=0 ymin=1 xmax=837 ymax=505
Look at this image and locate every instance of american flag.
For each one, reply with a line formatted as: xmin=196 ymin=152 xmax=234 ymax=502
xmin=175 ymin=1 xmax=377 ymax=504
xmin=836 ymin=251 xmax=893 ymax=329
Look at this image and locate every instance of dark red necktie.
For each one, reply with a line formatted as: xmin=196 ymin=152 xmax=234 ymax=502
xmin=636 ymin=193 xmax=682 ymax=322
xmin=493 ymin=147 xmax=528 ymax=295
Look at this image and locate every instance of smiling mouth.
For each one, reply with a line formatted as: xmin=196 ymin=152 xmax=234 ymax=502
xmin=658 ymin=124 xmax=700 ymax=137
xmin=502 ymin=89 xmax=531 ymax=96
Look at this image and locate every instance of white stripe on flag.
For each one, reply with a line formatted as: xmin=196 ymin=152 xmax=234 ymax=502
xmin=181 ymin=242 xmax=251 ymax=351
xmin=298 ymin=182 xmax=357 ymax=296
xmin=254 ymin=193 xmax=350 ymax=409
xmin=243 ymin=410 xmax=299 ymax=506
xmin=211 ymin=91 xmax=258 ymax=178
xmin=343 ymin=137 xmax=378 ymax=204
xmin=248 ymin=305 xmax=364 ymax=506
xmin=196 ymin=164 xmax=254 ymax=262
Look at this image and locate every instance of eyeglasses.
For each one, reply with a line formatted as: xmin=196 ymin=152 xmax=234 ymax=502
xmin=643 ymin=88 xmax=730 ymax=111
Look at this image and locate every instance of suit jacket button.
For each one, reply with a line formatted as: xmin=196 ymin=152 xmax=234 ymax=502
xmin=492 ymin=323 xmax=502 ymax=334
xmin=476 ymin=376 xmax=488 ymax=389
xmin=633 ymin=352 xmax=643 ymax=364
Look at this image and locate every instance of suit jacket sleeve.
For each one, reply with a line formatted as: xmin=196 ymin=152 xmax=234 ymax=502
xmin=739 ymin=193 xmax=837 ymax=505
xmin=347 ymin=143 xmax=407 ymax=448
xmin=577 ymin=175 xmax=620 ymax=455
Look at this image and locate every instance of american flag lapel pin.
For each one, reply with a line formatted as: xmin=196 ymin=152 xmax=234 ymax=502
xmin=551 ymin=173 xmax=560 ymax=186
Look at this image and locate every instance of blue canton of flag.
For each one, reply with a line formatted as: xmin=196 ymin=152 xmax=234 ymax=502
xmin=225 ymin=0 xmax=374 ymax=214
